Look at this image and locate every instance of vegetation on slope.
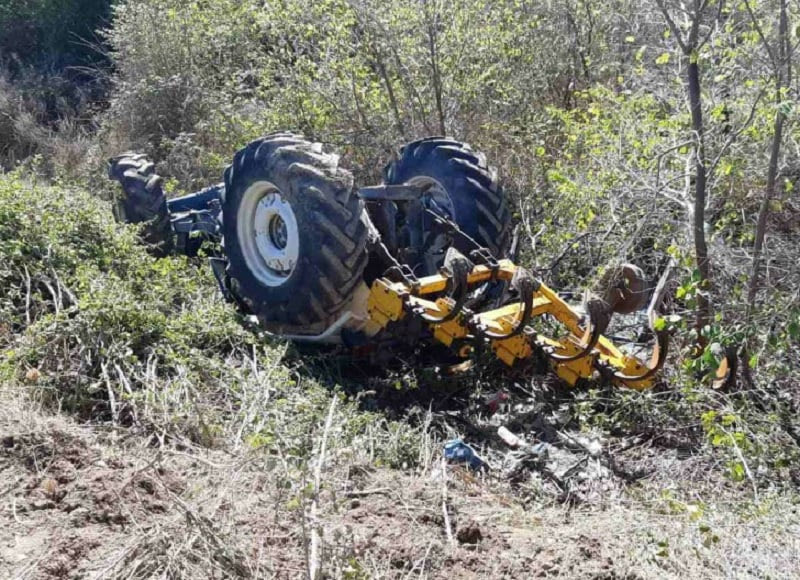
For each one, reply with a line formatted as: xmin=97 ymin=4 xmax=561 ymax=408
xmin=0 ymin=170 xmax=421 ymax=466
xmin=0 ymin=0 xmax=799 ymax=576
xmin=0 ymin=169 xmax=798 ymax=577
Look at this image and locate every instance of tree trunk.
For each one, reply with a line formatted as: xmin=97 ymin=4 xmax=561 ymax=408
xmin=746 ymin=0 xmax=789 ymax=316
xmin=655 ymin=0 xmax=715 ymax=351
xmin=746 ymin=105 xmax=786 ymax=309
xmin=372 ymin=45 xmax=406 ymax=140
xmin=425 ymin=4 xmax=447 ymax=136
xmin=687 ymin=58 xmax=712 ymax=344
xmin=429 ymin=30 xmax=446 ymax=136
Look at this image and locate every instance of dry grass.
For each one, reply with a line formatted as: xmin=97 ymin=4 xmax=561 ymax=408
xmin=3 ymin=376 xmax=800 ymax=579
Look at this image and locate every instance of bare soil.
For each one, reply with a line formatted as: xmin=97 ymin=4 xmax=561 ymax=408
xmin=2 ymin=390 xmax=798 ymax=579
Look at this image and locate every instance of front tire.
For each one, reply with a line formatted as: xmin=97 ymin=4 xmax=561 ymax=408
xmin=108 ymin=153 xmax=172 ymax=251
xmin=221 ymin=133 xmax=369 ymax=336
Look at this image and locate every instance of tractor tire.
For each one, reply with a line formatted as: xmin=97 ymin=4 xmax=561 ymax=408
xmin=383 ymin=138 xmax=512 ymax=259
xmin=221 ymin=132 xmax=369 ymax=336
xmin=108 ymin=153 xmax=172 ymax=251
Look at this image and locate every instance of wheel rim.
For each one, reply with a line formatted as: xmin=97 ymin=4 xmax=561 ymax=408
xmin=407 ymin=175 xmax=456 ymax=220
xmin=405 ymin=176 xmax=456 ymax=273
xmin=237 ymin=181 xmax=300 ymax=287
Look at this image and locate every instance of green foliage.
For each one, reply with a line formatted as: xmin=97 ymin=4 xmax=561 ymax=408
xmin=99 ymin=0 xmax=638 ymax=187
xmin=0 ymin=171 xmax=424 ymax=469
xmin=0 ymin=170 xmax=246 ymax=411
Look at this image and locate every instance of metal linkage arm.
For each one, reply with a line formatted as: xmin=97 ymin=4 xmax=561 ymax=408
xmin=417 ymin=249 xmax=472 ymax=324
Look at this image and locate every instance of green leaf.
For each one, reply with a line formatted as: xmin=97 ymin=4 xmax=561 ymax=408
xmin=728 ymin=461 xmax=746 ymax=482
xmin=653 ymin=317 xmax=667 ymax=331
xmin=655 ymin=52 xmax=670 ymax=65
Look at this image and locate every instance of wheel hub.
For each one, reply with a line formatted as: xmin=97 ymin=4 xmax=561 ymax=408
xmin=408 ymin=176 xmax=456 ymax=221
xmin=269 ymin=213 xmax=289 ymax=249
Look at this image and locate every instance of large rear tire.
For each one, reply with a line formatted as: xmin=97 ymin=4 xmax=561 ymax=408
xmin=221 ymin=133 xmax=369 ymax=336
xmin=383 ymin=138 xmax=512 ymax=263
xmin=108 ymin=153 xmax=172 ymax=251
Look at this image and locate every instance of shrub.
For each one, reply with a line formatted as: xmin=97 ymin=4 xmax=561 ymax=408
xmin=0 ymin=72 xmax=49 ymax=166
xmin=0 ymin=170 xmax=424 ymax=469
xmin=0 ymin=169 xmax=250 ymax=418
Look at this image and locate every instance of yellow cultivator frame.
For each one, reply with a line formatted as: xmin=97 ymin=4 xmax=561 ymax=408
xmin=366 ymin=258 xmax=668 ymax=390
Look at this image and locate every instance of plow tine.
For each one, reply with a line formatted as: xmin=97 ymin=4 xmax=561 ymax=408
xmin=609 ymin=330 xmax=669 ymax=385
xmin=479 ymin=268 xmax=539 ymax=339
xmin=367 ymin=252 xmax=666 ymax=389
xmin=548 ymin=299 xmax=610 ymax=362
xmin=609 ymin=259 xmax=674 ymax=386
xmin=711 ymin=347 xmax=737 ymax=390
xmin=418 ymin=249 xmax=471 ymax=323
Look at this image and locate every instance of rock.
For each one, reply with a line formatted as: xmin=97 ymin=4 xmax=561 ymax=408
xmin=30 ymin=499 xmax=55 ymax=510
xmin=456 ymin=521 xmax=483 ymax=545
xmin=69 ymin=507 xmax=90 ymax=524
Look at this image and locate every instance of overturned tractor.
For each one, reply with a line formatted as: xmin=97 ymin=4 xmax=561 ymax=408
xmin=108 ymin=133 xmax=668 ymax=389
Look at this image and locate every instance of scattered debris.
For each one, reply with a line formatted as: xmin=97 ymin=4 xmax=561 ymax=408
xmin=498 ymin=426 xmax=523 ymax=448
xmin=443 ymin=439 xmax=485 ymax=470
xmin=559 ymin=432 xmax=603 ymax=458
xmin=485 ymin=390 xmax=510 ymax=415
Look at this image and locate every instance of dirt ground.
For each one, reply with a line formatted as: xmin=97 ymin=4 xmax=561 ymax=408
xmin=2 ymin=386 xmax=799 ymax=579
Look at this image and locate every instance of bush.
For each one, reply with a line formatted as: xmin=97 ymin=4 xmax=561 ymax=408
xmin=0 ymin=169 xmax=250 ymax=417
xmin=0 ymin=65 xmax=97 ymax=179
xmin=0 ymin=72 xmax=50 ymax=166
xmin=0 ymin=170 xmax=424 ymax=469
xmin=98 ymin=0 xmax=633 ymax=189
xmin=97 ymin=0 xmax=267 ymax=188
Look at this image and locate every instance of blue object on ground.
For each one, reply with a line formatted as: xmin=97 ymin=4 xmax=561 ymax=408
xmin=528 ymin=442 xmax=550 ymax=457
xmin=444 ymin=439 xmax=485 ymax=470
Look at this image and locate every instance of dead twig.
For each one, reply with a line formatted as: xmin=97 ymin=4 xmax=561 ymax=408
xmin=722 ymin=426 xmax=759 ymax=503
xmin=344 ymin=487 xmax=391 ymax=498
xmin=441 ymin=456 xmax=455 ymax=547
xmin=648 ymin=257 xmax=677 ymax=328
xmin=308 ymin=395 xmax=337 ymax=580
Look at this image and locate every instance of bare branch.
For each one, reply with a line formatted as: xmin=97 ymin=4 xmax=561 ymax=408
xmin=656 ymin=0 xmax=690 ymax=53
xmin=744 ymin=0 xmax=778 ymax=69
xmin=697 ymin=0 xmax=724 ymax=50
xmin=709 ymin=88 xmax=766 ymax=177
